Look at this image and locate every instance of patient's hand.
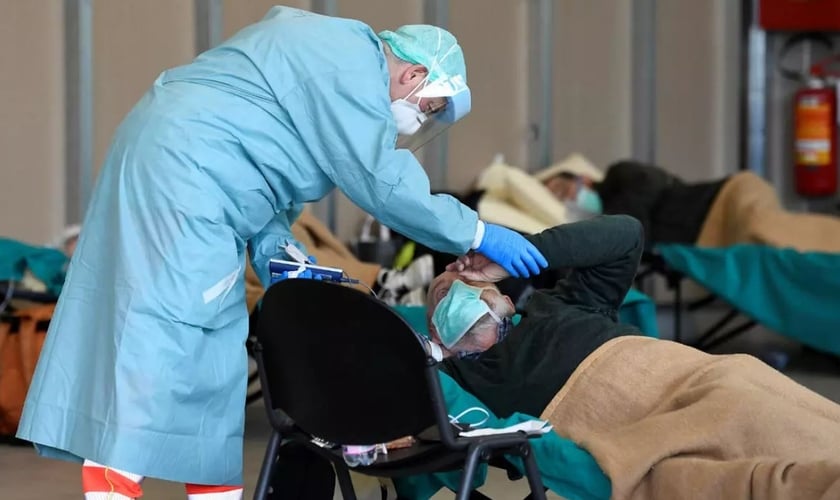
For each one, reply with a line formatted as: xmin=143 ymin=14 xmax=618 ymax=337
xmin=447 ymin=252 xmax=510 ymax=282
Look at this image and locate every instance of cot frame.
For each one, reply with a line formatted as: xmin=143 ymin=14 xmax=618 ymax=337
xmin=634 ymin=252 xmax=758 ymax=350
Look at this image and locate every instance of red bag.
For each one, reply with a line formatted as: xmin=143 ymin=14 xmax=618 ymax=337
xmin=0 ymin=304 xmax=53 ymax=436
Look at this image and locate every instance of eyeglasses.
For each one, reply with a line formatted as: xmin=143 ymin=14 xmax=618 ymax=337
xmin=423 ymin=99 xmax=447 ymax=115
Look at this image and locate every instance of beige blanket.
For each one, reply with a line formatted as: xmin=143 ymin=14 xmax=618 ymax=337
xmin=474 ymin=155 xmax=606 ymax=235
xmin=541 ymin=336 xmax=840 ymax=500
xmin=476 ymin=162 xmax=571 ymax=234
xmin=697 ymin=171 xmax=840 ymax=252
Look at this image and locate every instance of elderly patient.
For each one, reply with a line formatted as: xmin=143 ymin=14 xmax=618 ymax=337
xmin=415 ymin=215 xmax=840 ymax=500
xmin=429 ymin=214 xmax=641 ymax=417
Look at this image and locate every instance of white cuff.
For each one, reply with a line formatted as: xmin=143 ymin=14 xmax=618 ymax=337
xmin=471 ymin=220 xmax=486 ymax=250
xmin=428 ymin=341 xmax=444 ymax=362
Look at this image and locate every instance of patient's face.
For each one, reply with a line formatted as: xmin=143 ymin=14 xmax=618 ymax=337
xmin=426 ymin=272 xmax=515 ymax=352
xmin=544 ymin=175 xmax=579 ymax=201
xmin=426 ymin=271 xmax=509 ymax=329
xmin=427 ymin=271 xmax=483 ymax=314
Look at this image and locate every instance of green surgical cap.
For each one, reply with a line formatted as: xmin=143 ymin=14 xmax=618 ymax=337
xmin=379 ymin=25 xmax=467 ymax=84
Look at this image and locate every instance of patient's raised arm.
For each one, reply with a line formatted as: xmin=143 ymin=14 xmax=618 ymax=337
xmin=527 ymin=215 xmax=644 ymax=312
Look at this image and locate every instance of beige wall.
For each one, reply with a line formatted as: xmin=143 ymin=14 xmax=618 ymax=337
xmin=0 ymin=1 xmax=743 ymax=248
xmin=553 ymin=0 xmax=633 ymax=171
xmin=92 ymin=0 xmax=196 ymax=174
xmin=338 ymin=0 xmax=423 ymax=30
xmin=654 ymin=0 xmax=740 ymax=181
xmin=0 ymin=2 xmax=65 ymax=244
xmin=447 ymin=0 xmax=529 ymax=189
xmin=547 ymin=0 xmax=739 ymax=184
xmin=223 ymin=0 xmax=311 ymax=39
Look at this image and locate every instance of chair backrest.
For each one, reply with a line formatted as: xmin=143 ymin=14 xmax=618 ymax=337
xmin=257 ymin=279 xmax=436 ymax=446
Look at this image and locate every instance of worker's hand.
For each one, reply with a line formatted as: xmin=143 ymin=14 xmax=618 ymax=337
xmin=447 ymin=252 xmax=510 ymax=282
xmin=476 ymin=223 xmax=548 ymax=278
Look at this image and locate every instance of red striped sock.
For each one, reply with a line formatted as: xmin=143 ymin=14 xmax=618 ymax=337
xmin=185 ymin=483 xmax=244 ymax=499
xmin=82 ymin=460 xmax=144 ymax=499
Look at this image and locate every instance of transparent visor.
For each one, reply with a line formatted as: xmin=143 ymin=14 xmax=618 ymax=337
xmin=396 ymin=83 xmax=471 ymax=152
xmin=394 ymin=29 xmax=472 ymax=151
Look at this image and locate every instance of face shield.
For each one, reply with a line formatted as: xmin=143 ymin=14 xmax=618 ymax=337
xmin=387 ymin=26 xmax=472 ymax=151
xmin=396 ymin=78 xmax=471 ymax=151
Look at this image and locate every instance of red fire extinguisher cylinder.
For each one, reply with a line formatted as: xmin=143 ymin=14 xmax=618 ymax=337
xmin=793 ymin=80 xmax=838 ymax=197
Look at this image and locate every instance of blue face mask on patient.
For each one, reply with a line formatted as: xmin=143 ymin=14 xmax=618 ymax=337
xmin=432 ymin=280 xmax=501 ymax=349
xmin=575 ymin=185 xmax=603 ymax=214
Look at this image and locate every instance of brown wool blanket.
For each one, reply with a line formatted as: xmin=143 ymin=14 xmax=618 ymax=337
xmin=696 ymin=171 xmax=840 ymax=252
xmin=541 ymin=336 xmax=840 ymax=499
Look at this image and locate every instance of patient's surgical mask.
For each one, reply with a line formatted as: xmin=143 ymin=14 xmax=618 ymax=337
xmin=573 ymin=183 xmax=603 ymax=215
xmin=432 ymin=280 xmax=500 ymax=349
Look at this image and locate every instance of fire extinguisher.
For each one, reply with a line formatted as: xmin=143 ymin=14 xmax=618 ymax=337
xmin=779 ymin=35 xmax=840 ymax=197
xmin=793 ymin=78 xmax=838 ymax=197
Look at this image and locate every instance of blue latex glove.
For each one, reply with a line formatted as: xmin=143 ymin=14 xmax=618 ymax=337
xmin=476 ymin=223 xmax=548 ymax=278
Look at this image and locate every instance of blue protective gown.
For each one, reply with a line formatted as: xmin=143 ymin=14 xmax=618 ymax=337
xmin=16 ymin=7 xmax=478 ymax=485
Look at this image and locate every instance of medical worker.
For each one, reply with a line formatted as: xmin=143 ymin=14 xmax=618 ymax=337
xmin=16 ymin=6 xmax=547 ymax=500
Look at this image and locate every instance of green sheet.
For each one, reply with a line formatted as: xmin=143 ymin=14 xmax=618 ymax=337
xmin=0 ymin=238 xmax=67 ymax=296
xmin=657 ymin=243 xmax=840 ymax=356
xmin=619 ymin=288 xmax=660 ymax=338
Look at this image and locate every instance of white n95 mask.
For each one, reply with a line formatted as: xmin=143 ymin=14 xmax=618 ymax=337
xmin=391 ymin=98 xmax=427 ymax=135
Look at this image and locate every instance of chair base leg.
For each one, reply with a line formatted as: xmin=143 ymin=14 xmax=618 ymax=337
xmin=253 ymin=430 xmax=282 ymax=500
xmin=456 ymin=444 xmax=483 ymax=500
xmin=521 ymin=445 xmax=547 ymax=500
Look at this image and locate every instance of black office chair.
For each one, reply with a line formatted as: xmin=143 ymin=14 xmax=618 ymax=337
xmin=251 ymin=279 xmax=547 ymax=500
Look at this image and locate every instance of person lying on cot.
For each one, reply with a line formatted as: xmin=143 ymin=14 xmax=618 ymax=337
xmin=539 ymin=160 xmax=729 ymax=249
xmin=542 ymin=159 xmax=840 ymax=253
xmin=463 ymin=154 xmax=604 ymax=236
xmin=470 ymin=154 xmax=840 ymax=254
xmin=427 ymin=214 xmax=643 ymax=415
xmin=404 ymin=214 xmax=840 ymax=500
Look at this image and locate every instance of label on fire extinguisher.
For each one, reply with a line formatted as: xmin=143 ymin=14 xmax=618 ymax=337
xmin=795 ymin=97 xmax=832 ymax=167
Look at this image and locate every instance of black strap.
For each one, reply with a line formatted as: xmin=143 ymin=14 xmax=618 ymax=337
xmin=777 ymin=33 xmax=835 ymax=82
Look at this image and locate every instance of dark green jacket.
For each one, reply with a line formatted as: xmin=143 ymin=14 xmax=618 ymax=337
xmin=440 ymin=215 xmax=644 ymax=418
xmin=595 ymin=161 xmax=727 ymax=248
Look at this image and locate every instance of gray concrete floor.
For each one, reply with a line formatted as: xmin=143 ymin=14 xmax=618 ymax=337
xmin=0 ymin=403 xmax=555 ymax=500
xmin=1 ymin=304 xmax=838 ymax=499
